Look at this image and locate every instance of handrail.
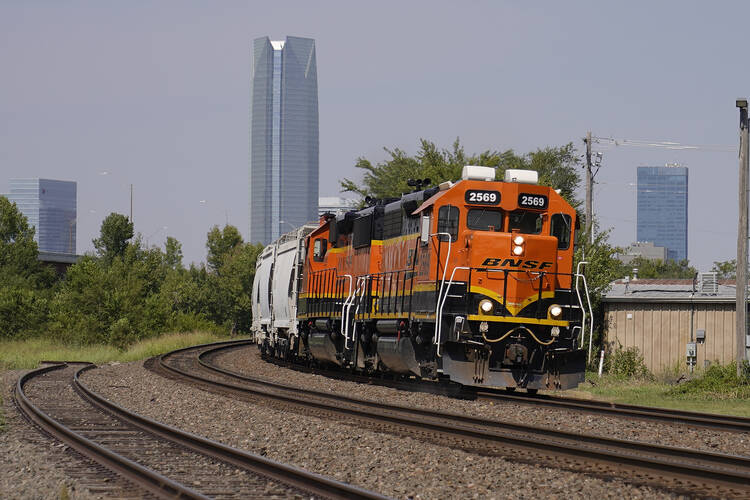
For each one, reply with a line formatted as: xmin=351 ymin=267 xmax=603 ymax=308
xmin=339 ymin=274 xmax=354 ymax=341
xmin=343 ymin=276 xmax=365 ymax=350
xmin=347 ymin=276 xmax=369 ymax=352
xmin=434 ymin=266 xmax=470 ymax=356
xmin=574 ymin=261 xmax=595 ymax=363
xmin=431 ymin=232 xmax=453 ymax=347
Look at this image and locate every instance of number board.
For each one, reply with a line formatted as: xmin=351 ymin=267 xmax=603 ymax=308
xmin=518 ymin=193 xmax=548 ymax=209
xmin=465 ymin=190 xmax=501 ymax=205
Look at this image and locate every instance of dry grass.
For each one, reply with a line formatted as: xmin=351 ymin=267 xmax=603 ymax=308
xmin=0 ymin=331 xmax=231 ymax=371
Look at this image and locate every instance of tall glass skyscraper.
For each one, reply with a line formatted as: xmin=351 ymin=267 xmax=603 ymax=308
xmin=8 ymin=178 xmax=77 ymax=254
xmin=250 ymin=36 xmax=319 ymax=244
xmin=636 ymin=165 xmax=688 ymax=261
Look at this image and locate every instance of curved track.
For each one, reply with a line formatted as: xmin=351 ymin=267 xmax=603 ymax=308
xmin=263 ymin=347 xmax=750 ymax=433
xmin=15 ymin=354 xmax=386 ymax=500
xmin=153 ymin=341 xmax=750 ymax=499
xmin=472 ymin=388 xmax=750 ymax=433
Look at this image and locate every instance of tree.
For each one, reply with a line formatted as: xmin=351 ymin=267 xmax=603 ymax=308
xmin=206 ymin=225 xmax=243 ymax=273
xmin=526 ymin=144 xmax=582 ymax=208
xmin=0 ymin=196 xmax=54 ymax=338
xmin=711 ymin=259 xmax=736 ymax=279
xmin=626 ymin=257 xmax=698 ymax=279
xmin=164 ymin=236 xmax=184 ymax=270
xmin=218 ymin=242 xmax=264 ymax=334
xmin=340 ymin=138 xmax=581 ymax=208
xmin=573 ymin=223 xmax=630 ymax=361
xmin=93 ymin=213 xmax=134 ymax=262
xmin=0 ymin=196 xmax=45 ymax=280
xmin=575 ymin=227 xmax=626 ymax=318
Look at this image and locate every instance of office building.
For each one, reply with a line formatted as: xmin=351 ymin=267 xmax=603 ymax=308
xmin=318 ymin=196 xmax=355 ymax=217
xmin=7 ymin=178 xmax=77 ymax=254
xmin=249 ymin=36 xmax=319 ymax=244
xmin=636 ymin=165 xmax=688 ymax=261
xmin=617 ymin=241 xmax=668 ymax=265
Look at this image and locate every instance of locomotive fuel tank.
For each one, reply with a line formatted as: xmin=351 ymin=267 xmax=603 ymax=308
xmin=376 ymin=336 xmax=421 ymax=376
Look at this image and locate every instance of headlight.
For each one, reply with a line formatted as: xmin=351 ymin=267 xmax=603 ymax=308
xmin=479 ymin=299 xmax=493 ymax=314
xmin=513 ymin=235 xmax=525 ymax=245
xmin=512 ymin=245 xmax=524 ymax=255
xmin=548 ymin=304 xmax=563 ymax=319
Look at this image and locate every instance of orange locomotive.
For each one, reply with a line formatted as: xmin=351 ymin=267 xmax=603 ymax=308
xmin=258 ymin=166 xmax=593 ymax=391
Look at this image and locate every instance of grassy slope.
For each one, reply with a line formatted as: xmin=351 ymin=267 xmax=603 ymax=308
xmin=0 ymin=331 xmax=232 ymax=370
xmin=558 ymin=372 xmax=750 ymax=417
xmin=0 ymin=331 xmax=237 ymax=433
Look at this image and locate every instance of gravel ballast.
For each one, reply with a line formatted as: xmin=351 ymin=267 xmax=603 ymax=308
xmin=1 ymin=369 xmax=108 ymax=500
xmin=80 ymin=350 xmax=680 ymax=499
xmin=213 ymin=346 xmax=750 ymax=459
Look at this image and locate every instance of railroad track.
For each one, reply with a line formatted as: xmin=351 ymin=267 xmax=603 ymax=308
xmin=15 ymin=356 xmax=386 ymax=500
xmin=152 ymin=341 xmax=750 ymax=499
xmin=262 ymin=345 xmax=750 ymax=433
xmin=472 ymin=388 xmax=750 ymax=433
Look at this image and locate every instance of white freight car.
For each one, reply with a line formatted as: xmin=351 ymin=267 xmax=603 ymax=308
xmin=251 ymin=225 xmax=317 ymax=354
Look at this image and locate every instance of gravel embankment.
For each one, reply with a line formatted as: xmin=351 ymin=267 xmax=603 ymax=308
xmin=1 ymin=370 xmax=102 ymax=500
xmin=81 ymin=354 xmax=677 ymax=499
xmin=213 ymin=346 xmax=750 ymax=458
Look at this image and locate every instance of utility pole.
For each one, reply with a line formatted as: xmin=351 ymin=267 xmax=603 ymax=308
xmin=737 ymin=99 xmax=748 ymax=377
xmin=584 ymin=131 xmax=593 ymax=246
xmin=130 ymin=184 xmax=133 ymax=223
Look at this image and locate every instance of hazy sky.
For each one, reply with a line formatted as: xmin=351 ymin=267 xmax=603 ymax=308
xmin=1 ymin=1 xmax=748 ymax=270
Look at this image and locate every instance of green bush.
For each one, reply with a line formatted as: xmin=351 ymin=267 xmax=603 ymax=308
xmin=604 ymin=345 xmax=652 ymax=379
xmin=667 ymin=361 xmax=750 ymax=400
xmin=0 ymin=286 xmax=49 ymax=339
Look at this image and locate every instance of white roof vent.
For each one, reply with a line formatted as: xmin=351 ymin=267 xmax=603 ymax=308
xmin=461 ymin=165 xmax=496 ymax=181
xmin=699 ymin=272 xmax=718 ymax=295
xmin=504 ymin=169 xmax=538 ymax=184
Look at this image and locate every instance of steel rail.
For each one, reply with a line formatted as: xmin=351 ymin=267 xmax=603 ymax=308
xmin=73 ymin=362 xmax=387 ymax=500
xmin=472 ymin=389 xmax=750 ymax=433
xmin=16 ymin=352 xmax=387 ymax=500
xmin=258 ymin=343 xmax=750 ymax=434
xmin=157 ymin=343 xmax=750 ymax=496
xmin=15 ymin=363 xmax=208 ymax=500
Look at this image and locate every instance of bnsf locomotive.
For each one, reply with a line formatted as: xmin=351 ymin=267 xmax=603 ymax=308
xmin=252 ymin=166 xmax=593 ymax=391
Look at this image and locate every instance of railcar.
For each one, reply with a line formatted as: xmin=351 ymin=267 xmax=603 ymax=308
xmin=252 ymin=166 xmax=593 ymax=391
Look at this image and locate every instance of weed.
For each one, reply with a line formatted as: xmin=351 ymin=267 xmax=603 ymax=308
xmin=666 ymin=361 xmax=750 ymax=400
xmin=603 ymin=345 xmax=652 ymax=380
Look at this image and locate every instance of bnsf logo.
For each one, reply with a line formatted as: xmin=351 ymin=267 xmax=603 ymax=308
xmin=481 ymin=258 xmax=553 ymax=270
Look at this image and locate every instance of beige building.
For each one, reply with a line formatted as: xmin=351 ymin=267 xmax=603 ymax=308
xmin=602 ymin=277 xmax=746 ymax=373
xmin=616 ymin=241 xmax=667 ymax=265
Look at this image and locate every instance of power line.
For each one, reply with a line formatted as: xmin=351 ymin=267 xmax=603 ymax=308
xmin=593 ymin=136 xmax=735 ymax=153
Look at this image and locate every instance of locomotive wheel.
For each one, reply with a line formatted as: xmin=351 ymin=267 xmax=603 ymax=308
xmin=504 ymin=387 xmax=516 ymax=393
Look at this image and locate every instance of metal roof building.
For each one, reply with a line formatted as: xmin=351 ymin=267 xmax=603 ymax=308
xmin=602 ymin=277 xmax=745 ymax=373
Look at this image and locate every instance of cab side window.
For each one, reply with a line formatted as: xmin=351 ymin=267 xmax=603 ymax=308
xmin=550 ymin=214 xmax=572 ymax=250
xmin=313 ymin=238 xmax=327 ymax=261
xmin=437 ymin=205 xmax=459 ymax=242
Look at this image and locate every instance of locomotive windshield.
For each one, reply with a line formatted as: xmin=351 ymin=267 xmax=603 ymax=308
xmin=508 ymin=210 xmax=543 ymax=234
xmin=467 ymin=208 xmax=504 ymax=231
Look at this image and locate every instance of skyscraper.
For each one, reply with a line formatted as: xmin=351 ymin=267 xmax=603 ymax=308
xmin=249 ymin=36 xmax=319 ymax=244
xmin=636 ymin=165 xmax=688 ymax=261
xmin=8 ymin=178 xmax=77 ymax=254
